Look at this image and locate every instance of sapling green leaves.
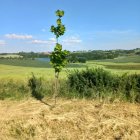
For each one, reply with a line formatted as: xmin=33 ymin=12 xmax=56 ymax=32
xmin=55 ymin=10 xmax=64 ymax=18
xmin=50 ymin=10 xmax=69 ymax=104
xmin=50 ymin=43 xmax=69 ymax=73
xmin=51 ymin=10 xmax=66 ymax=40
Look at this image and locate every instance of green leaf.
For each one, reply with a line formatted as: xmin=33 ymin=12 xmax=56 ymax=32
xmin=50 ymin=25 xmax=55 ymax=32
xmin=56 ymin=10 xmax=64 ymax=18
xmin=57 ymin=19 xmax=62 ymax=25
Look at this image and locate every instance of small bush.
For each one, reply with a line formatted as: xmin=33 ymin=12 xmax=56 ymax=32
xmin=67 ymin=68 xmax=112 ymax=92
xmin=78 ymin=57 xmax=87 ymax=63
xmin=28 ymin=74 xmax=44 ymax=100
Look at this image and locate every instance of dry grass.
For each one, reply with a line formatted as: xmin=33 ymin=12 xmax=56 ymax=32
xmin=0 ymin=98 xmax=140 ymax=140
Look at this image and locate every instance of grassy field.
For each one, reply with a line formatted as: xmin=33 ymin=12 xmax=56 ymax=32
xmin=94 ymin=55 xmax=140 ymax=63
xmin=87 ymin=55 xmax=140 ymax=74
xmin=0 ymin=59 xmax=86 ymax=68
xmin=0 ymin=54 xmax=22 ymax=58
xmin=0 ymin=59 xmax=86 ymax=79
xmin=0 ymin=55 xmax=140 ymax=79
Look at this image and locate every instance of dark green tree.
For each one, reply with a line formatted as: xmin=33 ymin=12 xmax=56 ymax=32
xmin=50 ymin=10 xmax=69 ymax=104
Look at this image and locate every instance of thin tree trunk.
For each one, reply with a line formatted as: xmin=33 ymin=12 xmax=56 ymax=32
xmin=54 ymin=71 xmax=59 ymax=105
xmin=56 ymin=37 xmax=58 ymax=44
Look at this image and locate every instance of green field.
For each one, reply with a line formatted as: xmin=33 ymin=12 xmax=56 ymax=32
xmin=0 ymin=59 xmax=86 ymax=79
xmin=0 ymin=55 xmax=140 ymax=79
xmin=93 ymin=55 xmax=140 ymax=63
xmin=0 ymin=54 xmax=22 ymax=58
xmin=87 ymin=55 xmax=140 ymax=74
xmin=0 ymin=59 xmax=86 ymax=68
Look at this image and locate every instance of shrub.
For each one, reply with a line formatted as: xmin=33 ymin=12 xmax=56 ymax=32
xmin=28 ymin=74 xmax=44 ymax=100
xmin=77 ymin=57 xmax=87 ymax=63
xmin=67 ymin=68 xmax=140 ymax=102
xmin=67 ymin=68 xmax=112 ymax=92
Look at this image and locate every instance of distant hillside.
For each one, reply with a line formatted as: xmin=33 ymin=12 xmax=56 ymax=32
xmin=68 ymin=48 xmax=140 ymax=62
xmin=0 ymin=52 xmax=50 ymax=59
xmin=0 ymin=54 xmax=23 ymax=58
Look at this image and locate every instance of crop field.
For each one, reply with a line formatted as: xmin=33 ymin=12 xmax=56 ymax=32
xmin=0 ymin=59 xmax=86 ymax=79
xmin=0 ymin=55 xmax=140 ymax=79
xmin=0 ymin=54 xmax=22 ymax=58
xmin=87 ymin=55 xmax=140 ymax=74
xmin=94 ymin=55 xmax=140 ymax=63
xmin=87 ymin=62 xmax=140 ymax=74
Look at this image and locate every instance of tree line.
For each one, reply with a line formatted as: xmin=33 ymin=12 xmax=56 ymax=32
xmin=0 ymin=48 xmax=139 ymax=62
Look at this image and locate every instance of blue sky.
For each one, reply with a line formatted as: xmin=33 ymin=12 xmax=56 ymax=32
xmin=0 ymin=0 xmax=140 ymax=52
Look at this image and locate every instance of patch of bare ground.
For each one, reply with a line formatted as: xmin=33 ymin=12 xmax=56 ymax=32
xmin=0 ymin=98 xmax=140 ymax=140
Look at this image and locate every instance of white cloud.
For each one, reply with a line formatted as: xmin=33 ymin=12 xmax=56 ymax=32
xmin=48 ymin=38 xmax=56 ymax=42
xmin=31 ymin=38 xmax=56 ymax=45
xmin=62 ymin=36 xmax=82 ymax=45
xmin=0 ymin=40 xmax=6 ymax=46
xmin=31 ymin=40 xmax=48 ymax=44
xmin=5 ymin=34 xmax=33 ymax=39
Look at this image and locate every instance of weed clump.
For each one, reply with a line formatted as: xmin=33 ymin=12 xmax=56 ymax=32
xmin=0 ymin=79 xmax=29 ymax=100
xmin=28 ymin=73 xmax=44 ymax=101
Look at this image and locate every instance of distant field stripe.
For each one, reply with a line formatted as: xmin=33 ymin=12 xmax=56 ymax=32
xmin=104 ymin=64 xmax=140 ymax=70
xmin=93 ymin=55 xmax=140 ymax=63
